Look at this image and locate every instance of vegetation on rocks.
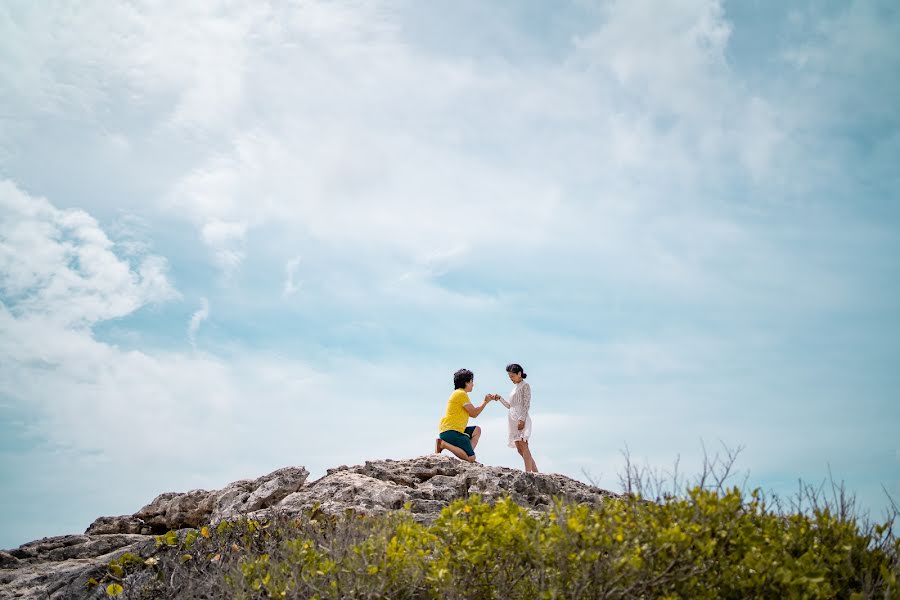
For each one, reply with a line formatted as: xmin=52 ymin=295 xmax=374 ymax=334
xmin=7 ymin=451 xmax=896 ymax=599
xmin=95 ymin=483 xmax=899 ymax=599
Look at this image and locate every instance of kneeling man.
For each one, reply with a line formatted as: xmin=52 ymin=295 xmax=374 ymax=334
xmin=435 ymin=368 xmax=493 ymax=463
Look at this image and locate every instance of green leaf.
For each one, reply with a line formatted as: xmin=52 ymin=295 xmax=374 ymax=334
xmin=106 ymin=583 xmax=124 ymax=597
xmin=119 ymin=552 xmax=143 ymax=567
xmin=183 ymin=530 xmax=198 ymax=549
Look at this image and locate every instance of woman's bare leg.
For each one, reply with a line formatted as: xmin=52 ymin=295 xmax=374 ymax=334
xmin=515 ymin=440 xmax=530 ymax=472
xmin=515 ymin=440 xmax=538 ymax=473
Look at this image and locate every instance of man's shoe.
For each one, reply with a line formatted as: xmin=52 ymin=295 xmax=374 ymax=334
xmin=434 ymin=438 xmax=442 ymax=454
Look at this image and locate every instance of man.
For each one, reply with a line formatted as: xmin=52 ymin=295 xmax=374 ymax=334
xmin=435 ymin=368 xmax=494 ymax=463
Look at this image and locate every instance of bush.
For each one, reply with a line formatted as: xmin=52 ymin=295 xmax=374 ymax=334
xmin=105 ymin=489 xmax=899 ymax=600
xmin=98 ymin=446 xmax=897 ymax=599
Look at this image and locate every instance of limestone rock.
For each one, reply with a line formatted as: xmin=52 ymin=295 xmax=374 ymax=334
xmin=134 ymin=489 xmax=215 ymax=532
xmin=8 ymin=534 xmax=147 ymax=563
xmin=211 ymin=466 xmax=310 ymax=523
xmin=2 ymin=456 xmax=614 ymax=599
xmin=0 ymin=534 xmax=149 ymax=599
xmin=83 ymin=515 xmax=147 ymax=536
xmin=275 ymin=470 xmax=410 ymax=518
xmin=264 ymin=456 xmax=614 ymax=523
xmin=83 ymin=466 xmax=310 ymax=535
xmin=0 ymin=552 xmax=19 ymax=569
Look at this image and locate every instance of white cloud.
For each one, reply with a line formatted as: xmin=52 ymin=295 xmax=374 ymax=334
xmin=188 ymin=298 xmax=210 ymax=349
xmin=19 ymin=1 xmax=750 ymax=290
xmin=2 ymin=0 xmax=785 ymax=292
xmin=201 ymin=220 xmax=247 ymax=272
xmin=0 ymin=3 xmax=261 ymax=131
xmin=568 ymin=0 xmax=782 ymax=183
xmin=283 ymin=256 xmax=303 ymax=297
xmin=575 ymin=0 xmax=732 ymax=104
xmin=0 ymin=180 xmax=177 ymax=327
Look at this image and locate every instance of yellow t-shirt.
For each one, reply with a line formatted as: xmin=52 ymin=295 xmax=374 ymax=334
xmin=438 ymin=389 xmax=472 ymax=433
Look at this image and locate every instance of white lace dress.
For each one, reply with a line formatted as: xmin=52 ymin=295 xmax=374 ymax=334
xmin=497 ymin=381 xmax=532 ymax=447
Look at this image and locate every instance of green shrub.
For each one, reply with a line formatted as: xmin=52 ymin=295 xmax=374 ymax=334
xmin=106 ymin=488 xmax=899 ymax=599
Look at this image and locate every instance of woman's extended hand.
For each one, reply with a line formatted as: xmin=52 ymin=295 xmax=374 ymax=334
xmin=517 ymin=420 xmax=525 ymax=430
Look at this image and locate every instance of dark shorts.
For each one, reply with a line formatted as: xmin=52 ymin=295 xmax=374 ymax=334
xmin=439 ymin=426 xmax=478 ymax=457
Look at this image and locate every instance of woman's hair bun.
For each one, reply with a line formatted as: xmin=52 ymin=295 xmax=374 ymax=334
xmin=506 ymin=363 xmax=526 ymax=379
xmin=522 ymin=372 xmax=527 ymax=379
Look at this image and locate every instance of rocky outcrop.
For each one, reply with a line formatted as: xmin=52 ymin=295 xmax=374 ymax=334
xmin=271 ymin=457 xmax=612 ymax=521
xmin=0 ymin=534 xmax=151 ymax=600
xmin=1 ymin=456 xmax=616 ymax=599
xmin=83 ymin=466 xmax=310 ymax=536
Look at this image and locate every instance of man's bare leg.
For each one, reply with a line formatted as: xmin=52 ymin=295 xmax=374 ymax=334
xmin=437 ymin=439 xmax=476 ymax=462
xmin=470 ymin=426 xmax=482 ymax=450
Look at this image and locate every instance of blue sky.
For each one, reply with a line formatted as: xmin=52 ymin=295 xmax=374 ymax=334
xmin=1 ymin=0 xmax=899 ymax=549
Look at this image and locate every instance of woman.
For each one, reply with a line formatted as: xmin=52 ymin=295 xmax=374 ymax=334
xmin=493 ymin=363 xmax=539 ymax=473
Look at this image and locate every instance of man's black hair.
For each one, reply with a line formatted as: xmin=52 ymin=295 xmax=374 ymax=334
xmin=453 ymin=368 xmax=474 ymax=390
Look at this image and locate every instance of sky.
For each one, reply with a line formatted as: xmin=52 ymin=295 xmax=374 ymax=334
xmin=1 ymin=0 xmax=899 ymax=549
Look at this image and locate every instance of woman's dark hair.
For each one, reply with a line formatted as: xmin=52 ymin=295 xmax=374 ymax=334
xmin=506 ymin=363 xmax=527 ymax=379
xmin=453 ymin=368 xmax=474 ymax=390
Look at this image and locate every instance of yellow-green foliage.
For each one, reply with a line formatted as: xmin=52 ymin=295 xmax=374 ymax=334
xmin=101 ymin=489 xmax=900 ymax=600
xmin=224 ymin=491 xmax=899 ymax=600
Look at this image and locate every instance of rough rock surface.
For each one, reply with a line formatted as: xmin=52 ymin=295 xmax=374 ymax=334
xmin=83 ymin=466 xmax=310 ymax=536
xmin=1 ymin=456 xmax=616 ymax=599
xmin=270 ymin=456 xmax=613 ymax=522
xmin=0 ymin=534 xmax=151 ymax=600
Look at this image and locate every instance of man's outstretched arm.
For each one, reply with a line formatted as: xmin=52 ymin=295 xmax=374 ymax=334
xmin=463 ymin=396 xmax=493 ymax=418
